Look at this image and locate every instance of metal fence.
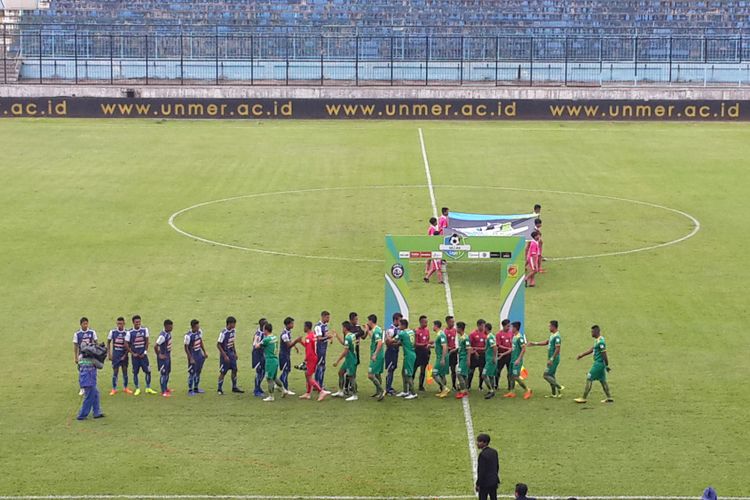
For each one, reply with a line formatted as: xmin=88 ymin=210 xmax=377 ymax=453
xmin=5 ymin=25 xmax=750 ymax=85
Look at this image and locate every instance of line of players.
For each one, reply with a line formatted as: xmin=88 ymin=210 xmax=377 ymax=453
xmin=73 ymin=310 xmax=614 ymax=403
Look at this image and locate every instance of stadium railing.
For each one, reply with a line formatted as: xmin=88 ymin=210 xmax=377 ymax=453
xmin=4 ymin=24 xmax=750 ymax=86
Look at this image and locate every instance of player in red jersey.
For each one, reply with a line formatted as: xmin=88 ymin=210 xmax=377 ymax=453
xmin=424 ymin=217 xmax=444 ymax=284
xmin=299 ymin=321 xmax=331 ymax=401
xmin=495 ymin=319 xmax=514 ymax=392
xmin=525 ymin=231 xmax=541 ymax=287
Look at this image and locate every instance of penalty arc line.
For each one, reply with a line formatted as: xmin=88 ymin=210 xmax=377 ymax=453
xmin=418 ymin=127 xmax=479 ymax=491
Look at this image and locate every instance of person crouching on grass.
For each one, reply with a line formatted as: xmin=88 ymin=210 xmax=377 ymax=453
xmin=424 ymin=217 xmax=444 ymax=284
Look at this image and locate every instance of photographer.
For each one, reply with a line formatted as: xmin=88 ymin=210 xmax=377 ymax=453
xmin=77 ymin=341 xmax=107 ymax=421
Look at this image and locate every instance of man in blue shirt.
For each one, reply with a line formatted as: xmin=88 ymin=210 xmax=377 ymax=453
xmin=125 ymin=314 xmax=157 ymax=396
xmin=252 ymin=318 xmax=267 ymax=397
xmin=184 ymin=319 xmax=208 ymax=395
xmin=217 ymin=316 xmax=243 ymax=395
xmin=279 ymin=316 xmax=302 ymax=395
xmin=314 ymin=311 xmax=332 ymax=390
xmin=154 ymin=319 xmax=173 ymax=397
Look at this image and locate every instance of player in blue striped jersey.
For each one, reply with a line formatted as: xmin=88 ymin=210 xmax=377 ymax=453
xmin=184 ymin=319 xmax=208 ymax=395
xmin=107 ymin=317 xmax=131 ymax=395
xmin=217 ymin=316 xmax=244 ymax=395
xmin=154 ymin=319 xmax=174 ymax=397
xmin=73 ymin=317 xmax=98 ymax=396
xmin=279 ymin=317 xmax=303 ymax=395
xmin=125 ymin=315 xmax=157 ymax=396
xmin=313 ymin=311 xmax=332 ymax=389
xmin=252 ymin=318 xmax=267 ymax=397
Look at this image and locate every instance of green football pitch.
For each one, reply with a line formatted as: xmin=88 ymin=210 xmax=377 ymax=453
xmin=0 ymin=119 xmax=748 ymax=499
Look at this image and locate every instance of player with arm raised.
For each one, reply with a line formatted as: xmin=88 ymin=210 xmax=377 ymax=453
xmin=366 ymin=314 xmax=386 ymax=401
xmin=300 ymin=321 xmax=331 ymax=401
xmin=279 ymin=317 xmax=303 ymax=395
xmin=528 ymin=320 xmax=564 ymax=398
xmin=107 ymin=316 xmax=131 ymax=395
xmin=333 ymin=321 xmax=359 ymax=402
xmin=482 ymin=323 xmax=498 ymax=399
xmin=575 ymin=325 xmax=614 ymax=404
xmin=254 ymin=322 xmax=291 ymax=402
xmin=313 ymin=311 xmax=332 ymax=390
xmin=504 ymin=321 xmax=532 ymax=400
xmin=432 ymin=320 xmax=450 ymax=398
xmin=154 ymin=319 xmax=173 ymax=397
xmin=495 ymin=319 xmax=513 ymax=392
xmin=217 ymin=316 xmax=243 ymax=395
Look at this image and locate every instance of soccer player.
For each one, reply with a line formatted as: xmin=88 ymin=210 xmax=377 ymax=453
xmin=125 ymin=315 xmax=157 ymax=396
xmin=438 ymin=207 xmax=450 ymax=234
xmin=300 ymin=321 xmax=331 ymax=401
xmin=184 ymin=319 xmax=208 ymax=395
xmin=526 ymin=231 xmax=541 ymax=287
xmin=384 ymin=312 xmax=402 ymax=396
xmin=432 ymin=320 xmax=450 ymax=398
xmin=495 ymin=320 xmax=513 ymax=392
xmin=533 ymin=204 xmax=541 ymax=216
xmin=414 ymin=315 xmax=431 ymax=391
xmin=529 ymin=320 xmax=564 ymax=398
xmin=504 ymin=321 xmax=532 ymax=399
xmin=482 ymin=323 xmax=499 ymax=399
xmin=154 ymin=319 xmax=173 ymax=397
xmin=574 ymin=325 xmax=614 ymax=404
xmin=444 ymin=315 xmax=458 ymax=390
xmin=74 ymin=317 xmax=98 ymax=396
xmin=388 ymin=318 xmax=417 ymax=400
xmin=424 ymin=218 xmax=444 ymax=284
xmin=366 ymin=314 xmax=386 ymax=401
xmin=217 ymin=316 xmax=243 ymax=395
xmin=454 ymin=321 xmax=472 ymax=399
xmin=332 ymin=321 xmax=359 ymax=401
xmin=314 ymin=311 xmax=332 ymax=390
xmin=254 ymin=322 xmax=292 ymax=402
xmin=252 ymin=318 xmax=267 ymax=398
xmin=534 ymin=218 xmax=545 ymax=273
xmin=468 ymin=319 xmax=487 ymax=390
xmin=279 ymin=316 xmax=302 ymax=394
xmin=107 ymin=316 xmax=131 ymax=395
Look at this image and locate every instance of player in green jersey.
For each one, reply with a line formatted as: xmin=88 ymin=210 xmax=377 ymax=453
xmin=253 ymin=322 xmax=292 ymax=402
xmin=482 ymin=322 xmax=498 ymax=399
xmin=454 ymin=321 xmax=472 ymax=399
xmin=503 ymin=321 xmax=533 ymax=400
xmin=366 ymin=314 xmax=386 ymax=401
xmin=529 ymin=320 xmax=564 ymax=398
xmin=386 ymin=318 xmax=418 ymax=400
xmin=575 ymin=325 xmax=613 ymax=404
xmin=432 ymin=320 xmax=450 ymax=398
xmin=333 ymin=321 xmax=359 ymax=401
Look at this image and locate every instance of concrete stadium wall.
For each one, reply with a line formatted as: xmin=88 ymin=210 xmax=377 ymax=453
xmin=3 ymin=83 xmax=750 ymax=100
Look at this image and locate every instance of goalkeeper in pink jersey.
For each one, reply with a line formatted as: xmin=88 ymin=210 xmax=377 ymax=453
xmin=424 ymin=217 xmax=444 ymax=284
xmin=525 ymin=231 xmax=541 ymax=287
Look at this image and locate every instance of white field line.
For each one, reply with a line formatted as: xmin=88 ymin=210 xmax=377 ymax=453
xmin=2 ymin=496 xmax=750 ymax=500
xmin=167 ymin=186 xmax=699 ymax=264
xmin=418 ymin=127 xmax=479 ymax=490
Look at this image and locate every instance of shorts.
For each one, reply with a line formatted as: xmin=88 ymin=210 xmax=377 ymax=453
xmin=252 ymin=352 xmax=265 ymax=371
xmin=544 ymin=358 xmax=560 ymax=377
xmin=132 ymin=354 xmax=150 ymax=374
xmin=402 ymin=353 xmax=416 ymax=378
xmin=305 ymin=357 xmax=318 ymax=377
xmin=111 ymin=351 xmax=128 ymax=369
xmin=415 ymin=347 xmax=430 ymax=368
xmin=432 ymin=359 xmax=449 ymax=377
xmin=448 ymin=350 xmax=458 ymax=368
xmin=527 ymin=256 xmax=538 ymax=272
xmin=340 ymin=362 xmax=356 ymax=377
xmin=510 ymin=359 xmax=522 ymax=377
xmin=497 ymin=355 xmax=511 ymax=377
xmin=483 ymin=359 xmax=498 ymax=378
xmin=279 ymin=356 xmax=291 ymax=374
xmin=385 ymin=349 xmax=399 ymax=371
xmin=368 ymin=356 xmax=385 ymax=375
xmin=265 ymin=360 xmax=279 ymax=380
xmin=219 ymin=354 xmax=238 ymax=374
xmin=157 ymin=357 xmax=171 ymax=375
xmin=457 ymin=358 xmax=468 ymax=377
xmin=588 ymin=362 xmax=607 ymax=382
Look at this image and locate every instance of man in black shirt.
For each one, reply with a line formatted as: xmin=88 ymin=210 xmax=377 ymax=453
xmin=349 ymin=312 xmax=367 ymax=365
xmin=476 ymin=433 xmax=500 ymax=500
